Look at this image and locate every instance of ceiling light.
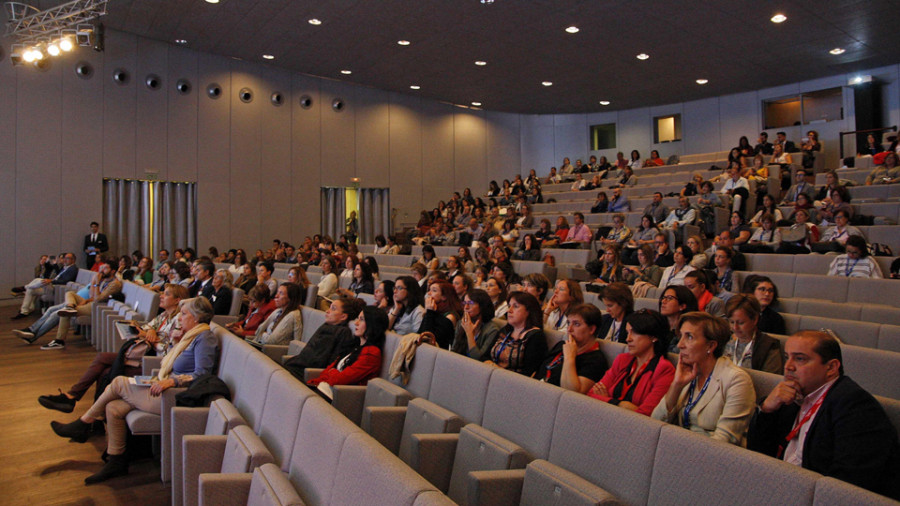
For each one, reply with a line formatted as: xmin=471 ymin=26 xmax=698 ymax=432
xmin=542 ymin=81 xmax=553 ymax=87
xmin=474 ymin=60 xmax=487 ymax=66
xmin=32 ymin=48 xmax=44 ymax=61
xmin=59 ymin=30 xmax=75 ymax=52
xmin=398 ymin=40 xmax=410 ymax=46
xmin=771 ymin=14 xmax=786 ymax=23
xmin=829 ymin=47 xmax=845 ymax=55
xmin=262 ymin=54 xmax=275 ymax=60
xmin=481 ymin=0 xmax=494 ymax=3
xmin=205 ymin=0 xmax=219 ymax=3
xmin=341 ymin=70 xmax=352 ymax=75
xmin=22 ymin=49 xmax=36 ymax=62
xmin=696 ymin=79 xmax=708 ymax=85
xmin=308 ymin=18 xmax=322 ymax=25
xmin=174 ymin=39 xmax=188 ymax=45
xmin=565 ymin=26 xmax=579 ymax=34
xmin=47 ymin=43 xmax=60 ymax=56
xmin=472 ymin=102 xmax=482 ymax=106
xmin=636 ymin=53 xmax=649 ymax=60
xmin=599 ymin=101 xmax=610 ymax=106
xmin=410 ymin=85 xmax=420 ymax=90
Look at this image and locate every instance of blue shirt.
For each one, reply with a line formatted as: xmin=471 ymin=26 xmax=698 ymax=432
xmin=171 ymin=330 xmax=219 ymax=386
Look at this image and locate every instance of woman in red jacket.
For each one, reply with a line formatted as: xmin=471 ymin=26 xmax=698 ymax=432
xmin=308 ymin=306 xmax=387 ymax=391
xmin=588 ymin=309 xmax=675 ymax=416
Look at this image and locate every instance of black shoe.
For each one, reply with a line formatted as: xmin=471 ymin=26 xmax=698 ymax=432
xmin=84 ymin=454 xmax=129 ymax=485
xmin=50 ymin=419 xmax=91 ymax=443
xmin=11 ymin=286 xmax=25 ymax=293
xmin=40 ymin=339 xmax=66 ymax=350
xmin=38 ymin=390 xmax=76 ymax=413
xmin=11 ymin=312 xmax=30 ymax=320
xmin=57 ymin=307 xmax=78 ymax=318
xmin=12 ymin=329 xmax=36 ymax=344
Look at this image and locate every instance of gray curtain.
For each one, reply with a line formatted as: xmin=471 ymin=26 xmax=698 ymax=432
xmin=358 ymin=188 xmax=391 ymax=244
xmin=320 ymin=187 xmax=347 ymax=241
xmin=103 ymin=178 xmax=196 ymax=261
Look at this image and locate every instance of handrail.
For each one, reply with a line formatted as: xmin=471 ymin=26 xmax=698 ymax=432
xmin=838 ymin=125 xmax=897 ymax=159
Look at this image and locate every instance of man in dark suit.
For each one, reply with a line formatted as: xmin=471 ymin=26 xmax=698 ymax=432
xmin=12 ymin=252 xmax=79 ymax=319
xmin=775 ymin=131 xmax=798 ymax=153
xmin=753 ymin=132 xmax=774 ymax=155
xmin=748 ymin=331 xmax=900 ymax=499
xmin=83 ymin=221 xmax=109 ymax=269
xmin=189 ymin=260 xmax=216 ymax=299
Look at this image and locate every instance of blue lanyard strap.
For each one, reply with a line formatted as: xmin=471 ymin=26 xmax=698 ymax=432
xmin=845 ymin=257 xmax=860 ymax=277
xmin=682 ymin=373 xmax=713 ymax=429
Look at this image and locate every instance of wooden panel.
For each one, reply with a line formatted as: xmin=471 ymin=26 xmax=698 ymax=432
xmin=229 ymin=60 xmax=264 ymax=250
xmin=196 ymin=53 xmax=232 ymax=250
xmin=166 ymin=46 xmax=200 ymax=182
xmin=102 ymin=30 xmax=138 ymax=179
xmin=135 ymin=37 xmax=168 ymax=179
xmin=290 ymin=74 xmax=322 ymax=240
xmin=0 ymin=44 xmax=18 ymax=287
xmin=258 ymin=66 xmax=293 ymax=245
xmin=355 ymin=86 xmax=390 ymax=185
xmin=319 ymin=80 xmax=356 ymax=187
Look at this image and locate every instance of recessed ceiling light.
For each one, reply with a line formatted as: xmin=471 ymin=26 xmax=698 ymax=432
xmin=205 ymin=0 xmax=219 ymax=3
xmin=696 ymin=79 xmax=709 ymax=85
xmin=308 ymin=18 xmax=322 ymax=25
xmin=410 ymin=85 xmax=420 ymax=90
xmin=599 ymin=101 xmax=610 ymax=106
xmin=542 ymin=81 xmax=553 ymax=87
xmin=474 ymin=60 xmax=487 ymax=66
xmin=262 ymin=54 xmax=275 ymax=60
xmin=398 ymin=40 xmax=410 ymax=46
xmin=174 ymin=39 xmax=188 ymax=45
xmin=472 ymin=102 xmax=482 ymax=106
xmin=565 ymin=26 xmax=579 ymax=34
xmin=341 ymin=70 xmax=352 ymax=75
xmin=771 ymin=14 xmax=786 ymax=23
xmin=636 ymin=53 xmax=649 ymax=60
xmin=829 ymin=47 xmax=846 ymax=55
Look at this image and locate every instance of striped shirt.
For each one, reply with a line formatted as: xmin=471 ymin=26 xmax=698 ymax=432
xmin=826 ymin=255 xmax=883 ymax=278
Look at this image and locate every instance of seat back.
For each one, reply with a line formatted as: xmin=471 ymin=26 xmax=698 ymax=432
xmin=228 ymin=288 xmax=244 ymax=316
xmin=256 ymin=371 xmax=317 ymax=471
xmin=246 ymin=463 xmax=305 ymax=506
xmin=427 ymin=349 xmax=494 ymax=424
xmin=203 ymin=398 xmax=248 ymax=436
xmin=304 ymin=285 xmax=319 ymax=307
xmin=398 ymin=397 xmax=465 ymax=467
xmin=220 ymin=425 xmax=275 ymax=474
xmin=812 ymin=477 xmax=899 ymax=506
xmin=299 ymin=306 xmax=326 ymax=343
xmin=232 ymin=351 xmax=280 ymax=432
xmin=447 ymin=424 xmax=531 ymax=505
xmin=521 ymin=459 xmax=618 ymax=506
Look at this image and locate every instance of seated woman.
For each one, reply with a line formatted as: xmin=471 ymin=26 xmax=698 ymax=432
xmin=624 ymin=244 xmax=663 ymax=292
xmin=373 ymin=279 xmax=395 ymax=312
xmin=587 ymin=244 xmax=627 ymax=286
xmin=484 ymin=277 xmax=509 ymax=318
xmin=227 ymin=284 xmax=277 ymax=338
xmin=741 ymin=275 xmax=786 ymax=335
xmin=651 ymin=312 xmax=756 ymax=445
xmin=728 ymin=212 xmax=752 ymax=246
xmin=800 ymin=130 xmax=821 ymax=169
xmin=456 ymin=246 xmax=476 ymax=273
xmin=660 ymin=285 xmax=699 ymax=353
xmin=545 ymin=216 xmax=570 ymax=248
xmin=418 ymin=281 xmax=463 ymax=349
xmin=317 ymin=256 xmax=340 ymax=299
xmin=681 ymin=173 xmax=703 ymax=197
xmin=419 ymin=245 xmax=440 ymax=271
xmin=38 ymin=284 xmax=187 ymax=414
xmin=785 ymin=193 xmax=817 ymax=225
xmin=722 ymin=294 xmax=783 ymax=374
xmin=536 ymin=304 xmax=609 ymax=393
xmin=388 ymin=276 xmax=426 ymax=335
xmin=340 ymin=255 xmax=359 ymax=283
xmin=250 ymin=282 xmax=303 ymax=346
xmin=486 ymin=292 xmax=547 ymax=376
xmin=590 ymin=192 xmax=609 ymax=214
xmin=659 ymin=245 xmax=696 ymax=287
xmin=287 ymin=265 xmax=311 ymax=289
xmin=451 ymin=289 xmax=501 ymax=361
xmin=817 ymin=185 xmax=852 ymax=226
xmin=749 ymin=194 xmax=784 ymax=227
xmin=712 ymin=245 xmax=735 ymax=295
xmin=810 ymin=209 xmax=863 ymax=253
xmin=683 ymin=270 xmax=725 ymax=317
xmin=513 ymin=234 xmax=541 ymax=262
xmin=307 ymin=306 xmax=388 ymax=396
xmin=520 ymin=272 xmax=551 ymax=304
xmin=643 ymin=149 xmax=665 ymax=167
xmin=598 ymin=282 xmax=634 ymax=342
xmin=741 ymin=213 xmax=781 ymax=254
xmin=866 ymin=151 xmax=900 ymax=185
xmin=813 ymin=170 xmax=840 ymax=205
xmin=685 ymin=235 xmax=707 ymax=269
xmin=623 ymin=214 xmax=659 ymax=264
xmin=51 ymin=297 xmax=219 ymax=484
xmin=499 ymin=219 xmax=520 ymax=245
xmin=337 ymin=261 xmax=375 ymax=297
xmin=543 ymin=278 xmax=584 ymax=332
xmin=210 ymin=269 xmax=234 ymax=315
xmin=534 ymin=219 xmax=556 ymax=247
xmin=826 ymin=235 xmax=883 ymax=278
xmin=589 ymin=309 xmax=676 ymax=415
xmin=775 ymin=208 xmax=819 ymax=254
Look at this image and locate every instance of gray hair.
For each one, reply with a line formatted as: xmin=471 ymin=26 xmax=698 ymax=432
xmin=215 ymin=268 xmax=234 ymax=288
xmin=180 ymin=297 xmax=214 ymax=324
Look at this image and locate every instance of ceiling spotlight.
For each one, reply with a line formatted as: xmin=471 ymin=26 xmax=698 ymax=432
xmin=474 ymin=60 xmax=487 ymax=66
xmin=472 ymin=102 xmax=482 ymax=106
xmin=262 ymin=54 xmax=275 ymax=60
xmin=829 ymin=47 xmax=845 ymax=55
xmin=410 ymin=85 xmax=420 ymax=90
xmin=599 ymin=101 xmax=610 ymax=106
xmin=696 ymin=79 xmax=709 ymax=85
xmin=542 ymin=81 xmax=553 ymax=87
xmin=341 ymin=70 xmax=352 ymax=75
xmin=636 ymin=53 xmax=649 ymax=60
xmin=47 ymin=43 xmax=60 ymax=56
xmin=205 ymin=0 xmax=219 ymax=3
xmin=60 ymin=30 xmax=75 ymax=51
xmin=565 ymin=26 xmax=579 ymax=34
xmin=771 ymin=13 xmax=786 ymax=23
xmin=22 ymin=49 xmax=36 ymax=62
xmin=398 ymin=40 xmax=410 ymax=46
xmin=481 ymin=0 xmax=494 ymax=3
xmin=308 ymin=18 xmax=322 ymax=25
xmin=175 ymin=39 xmax=188 ymax=45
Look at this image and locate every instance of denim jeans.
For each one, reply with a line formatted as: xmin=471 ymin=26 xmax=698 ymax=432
xmin=28 ymin=302 xmax=65 ymax=338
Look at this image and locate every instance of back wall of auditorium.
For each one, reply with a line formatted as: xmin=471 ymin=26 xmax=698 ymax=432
xmin=3 ymin=28 xmax=900 ymax=288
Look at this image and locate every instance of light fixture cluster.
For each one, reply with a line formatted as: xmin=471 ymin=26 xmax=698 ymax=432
xmin=14 ymin=30 xmax=77 ymax=64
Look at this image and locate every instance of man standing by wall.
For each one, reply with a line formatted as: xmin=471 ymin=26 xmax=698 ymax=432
xmin=83 ymin=222 xmax=109 ymax=269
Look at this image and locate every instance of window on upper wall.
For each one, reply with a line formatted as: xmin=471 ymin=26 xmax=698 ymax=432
xmin=590 ymin=123 xmax=616 ymax=150
xmin=654 ymin=114 xmax=682 ymax=143
xmin=763 ymin=87 xmax=843 ymax=129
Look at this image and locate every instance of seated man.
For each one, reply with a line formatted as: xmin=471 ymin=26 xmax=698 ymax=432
xmin=607 ymin=187 xmax=631 ymax=213
xmin=720 ymin=166 xmax=750 ymax=213
xmin=659 ymin=196 xmax=696 ymax=245
xmin=748 ymin=331 xmax=900 ymax=499
xmin=825 ymin=235 xmax=883 ymax=278
xmin=282 ymin=297 xmax=365 ymax=381
xmin=12 ymin=252 xmax=79 ymax=320
xmin=780 ymin=168 xmax=815 ymax=205
xmin=642 ymin=192 xmax=670 ymax=224
xmin=705 ymin=230 xmax=747 ymax=271
xmin=13 ymin=260 xmax=121 ymax=350
xmin=563 ymin=212 xmax=593 ymax=246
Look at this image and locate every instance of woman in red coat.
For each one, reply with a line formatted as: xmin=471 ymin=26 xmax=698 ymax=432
xmin=308 ymin=306 xmax=387 ymax=391
xmin=588 ymin=309 xmax=675 ymax=416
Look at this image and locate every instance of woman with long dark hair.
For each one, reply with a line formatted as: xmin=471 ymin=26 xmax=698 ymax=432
xmin=308 ymin=306 xmax=388 ymax=392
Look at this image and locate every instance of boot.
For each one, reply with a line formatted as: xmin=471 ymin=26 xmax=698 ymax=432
xmin=84 ymin=453 xmax=129 ymax=484
xmin=50 ymin=419 xmax=91 ymax=443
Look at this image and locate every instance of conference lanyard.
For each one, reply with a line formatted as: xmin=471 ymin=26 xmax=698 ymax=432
xmin=777 ymin=384 xmax=834 ymax=459
xmin=542 ymin=342 xmax=599 ymax=382
xmin=682 ymin=373 xmax=713 ymax=429
xmin=731 ymin=339 xmax=753 ymax=366
xmin=844 ymin=258 xmax=860 ymax=277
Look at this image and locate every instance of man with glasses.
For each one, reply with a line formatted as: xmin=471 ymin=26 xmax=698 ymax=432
xmin=825 ymin=236 xmax=883 ymax=278
xmin=11 ymin=252 xmax=79 ymax=320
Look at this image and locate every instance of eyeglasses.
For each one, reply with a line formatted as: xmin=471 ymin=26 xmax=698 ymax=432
xmin=395 ymin=285 xmax=407 ymax=292
xmin=660 ymin=295 xmax=678 ymax=302
xmin=755 ymin=287 xmax=775 ymax=294
xmin=463 ymin=300 xmax=477 ymax=306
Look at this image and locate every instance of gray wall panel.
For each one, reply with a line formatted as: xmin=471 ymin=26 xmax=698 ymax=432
xmin=196 ymin=53 xmax=231 ymax=250
xmin=102 ymin=30 xmax=138 ymax=179
xmin=451 ymin=109 xmax=485 ymax=200
xmin=166 ymin=47 xmax=199 ymax=183
xmin=319 ymin=81 xmax=356 ymax=187
xmin=259 ymin=67 xmax=293 ymax=245
xmin=355 ymin=86 xmax=390 ymax=186
xmin=228 ymin=61 xmax=264 ymax=250
xmin=683 ymin=97 xmax=721 ymax=156
xmin=0 ymin=44 xmax=17 ymax=288
xmin=135 ymin=38 xmax=168 ymax=179
xmin=290 ymin=74 xmax=321 ymax=241
xmin=486 ymin=111 xmax=522 ymax=184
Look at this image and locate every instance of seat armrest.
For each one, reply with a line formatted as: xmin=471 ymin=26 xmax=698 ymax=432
xmin=408 ymin=433 xmax=460 ymax=494
xmin=142 ymin=355 xmax=164 ymax=375
xmin=361 ymin=406 xmax=408 ymax=455
xmin=211 ymin=315 xmax=239 ymax=327
xmin=198 ymin=473 xmax=253 ymax=506
xmin=287 ymin=340 xmax=305 ymax=356
xmin=466 ymin=469 xmax=526 ymax=506
xmin=184 ymin=435 xmax=228 ymax=506
xmin=260 ymin=344 xmax=289 ymax=363
xmin=331 ymin=385 xmax=368 ymax=426
xmin=160 ymin=387 xmax=187 ymax=482
xmin=171 ymin=407 xmax=212 ymax=504
xmin=303 ymin=368 xmax=324 ymax=383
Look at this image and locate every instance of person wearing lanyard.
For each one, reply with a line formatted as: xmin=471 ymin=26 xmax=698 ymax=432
xmin=535 ymin=304 xmax=608 ymax=393
xmin=542 ymin=279 xmax=584 ymax=333
xmin=748 ymin=331 xmax=900 ymax=499
xmin=722 ymin=294 xmax=783 ymax=374
xmin=486 ymin=292 xmax=547 ymax=376
xmin=590 ymin=309 xmax=675 ymax=416
xmin=659 ymin=245 xmax=696 ymax=288
xmin=652 ymin=312 xmax=756 ymax=446
xmin=597 ymin=282 xmax=633 ymax=343
xmin=826 ymin=236 xmax=884 ymax=279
